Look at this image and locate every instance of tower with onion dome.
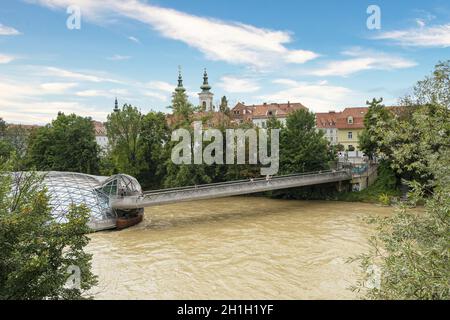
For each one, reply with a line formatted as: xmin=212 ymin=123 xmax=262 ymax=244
xmin=198 ymin=68 xmax=214 ymax=111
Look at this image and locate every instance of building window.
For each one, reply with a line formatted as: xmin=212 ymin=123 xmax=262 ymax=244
xmin=347 ymin=116 xmax=353 ymax=124
xmin=348 ymin=131 xmax=353 ymax=139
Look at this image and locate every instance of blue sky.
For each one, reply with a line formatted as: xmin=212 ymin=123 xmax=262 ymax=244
xmin=0 ymin=0 xmax=449 ymax=124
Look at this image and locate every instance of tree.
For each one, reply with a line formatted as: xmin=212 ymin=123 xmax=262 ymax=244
xmin=0 ymin=118 xmax=6 ymax=137
xmin=350 ymin=161 xmax=449 ymax=299
xmin=169 ymin=89 xmax=195 ymax=126
xmin=219 ymin=96 xmax=230 ymax=115
xmin=383 ymin=104 xmax=448 ymax=184
xmin=5 ymin=125 xmax=33 ymax=158
xmin=279 ymin=109 xmax=333 ymax=174
xmin=27 ymin=113 xmax=99 ymax=174
xmin=106 ymin=104 xmax=145 ymax=178
xmin=401 ymin=60 xmax=449 ymax=109
xmin=358 ymin=98 xmax=393 ymax=159
xmin=139 ymin=111 xmax=171 ymax=189
xmin=0 ymin=161 xmax=97 ymax=299
xmin=350 ymin=61 xmax=450 ymax=300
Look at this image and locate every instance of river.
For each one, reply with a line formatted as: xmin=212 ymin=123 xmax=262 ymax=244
xmin=87 ymin=197 xmax=393 ymax=299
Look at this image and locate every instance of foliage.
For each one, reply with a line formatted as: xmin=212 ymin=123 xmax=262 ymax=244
xmin=377 ymin=193 xmax=390 ymax=206
xmin=279 ymin=109 xmax=333 ymax=174
xmin=379 ymin=103 xmax=449 ymax=184
xmin=106 ymin=104 xmax=145 ymax=178
xmin=349 ymin=181 xmax=449 ymax=299
xmin=0 ymin=161 xmax=97 ymax=299
xmin=219 ymin=96 xmax=230 ymax=115
xmin=138 ymin=111 xmax=171 ymax=189
xmin=26 ymin=113 xmax=99 ymax=174
xmin=401 ymin=60 xmax=449 ymax=109
xmin=350 ymin=61 xmax=450 ymax=300
xmin=339 ymin=161 xmax=400 ymax=202
xmin=0 ymin=119 xmax=34 ymax=167
xmin=169 ymin=89 xmax=196 ymax=125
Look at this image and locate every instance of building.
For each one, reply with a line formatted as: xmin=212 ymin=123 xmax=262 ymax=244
xmin=336 ymin=107 xmax=368 ymax=152
xmin=198 ymin=69 xmax=214 ymax=111
xmin=93 ymin=120 xmax=108 ymax=151
xmin=231 ymin=102 xmax=308 ymax=127
xmin=315 ymin=111 xmax=338 ymax=145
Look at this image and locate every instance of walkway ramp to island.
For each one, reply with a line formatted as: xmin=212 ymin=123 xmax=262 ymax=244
xmin=111 ymin=170 xmax=352 ymax=210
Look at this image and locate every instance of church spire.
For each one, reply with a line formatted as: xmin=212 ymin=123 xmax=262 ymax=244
xmin=200 ymin=68 xmax=211 ymax=92
xmin=114 ymin=97 xmax=119 ymax=112
xmin=175 ymin=65 xmax=186 ymax=93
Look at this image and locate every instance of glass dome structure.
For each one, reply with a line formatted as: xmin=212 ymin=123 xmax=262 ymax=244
xmin=12 ymin=172 xmax=143 ymax=231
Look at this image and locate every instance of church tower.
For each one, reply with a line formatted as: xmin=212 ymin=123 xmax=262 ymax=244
xmin=175 ymin=66 xmax=186 ymax=93
xmin=113 ymin=97 xmax=119 ymax=112
xmin=198 ymin=68 xmax=214 ymax=111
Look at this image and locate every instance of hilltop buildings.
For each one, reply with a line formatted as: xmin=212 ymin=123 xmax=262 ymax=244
xmin=315 ymin=107 xmax=369 ymax=155
xmin=230 ymin=102 xmax=308 ymax=128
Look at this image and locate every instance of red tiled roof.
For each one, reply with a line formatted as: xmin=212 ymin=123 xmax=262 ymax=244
xmin=231 ymin=102 xmax=308 ymax=121
xmin=92 ymin=121 xmax=106 ymax=136
xmin=336 ymin=107 xmax=368 ymax=129
xmin=316 ymin=111 xmax=338 ymax=128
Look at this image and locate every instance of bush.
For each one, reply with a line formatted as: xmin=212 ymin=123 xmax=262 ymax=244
xmin=349 ymin=182 xmax=449 ymax=299
xmin=0 ymin=165 xmax=97 ymax=300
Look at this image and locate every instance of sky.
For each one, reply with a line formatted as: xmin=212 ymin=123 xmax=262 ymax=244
xmin=0 ymin=0 xmax=449 ymax=124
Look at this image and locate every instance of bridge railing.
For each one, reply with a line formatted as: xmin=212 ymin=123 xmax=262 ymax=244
xmin=143 ymin=169 xmax=348 ymax=195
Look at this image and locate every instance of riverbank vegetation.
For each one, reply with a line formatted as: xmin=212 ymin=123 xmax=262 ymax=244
xmin=350 ymin=61 xmax=450 ymax=300
xmin=0 ymin=159 xmax=97 ymax=299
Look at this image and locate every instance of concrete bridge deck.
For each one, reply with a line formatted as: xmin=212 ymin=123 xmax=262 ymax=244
xmin=111 ymin=170 xmax=352 ymax=210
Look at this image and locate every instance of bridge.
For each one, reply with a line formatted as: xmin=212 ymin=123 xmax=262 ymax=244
xmin=111 ymin=169 xmax=352 ymax=210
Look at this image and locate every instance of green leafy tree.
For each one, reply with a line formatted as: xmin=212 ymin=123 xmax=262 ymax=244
xmin=5 ymin=125 xmax=33 ymax=158
xmin=350 ymin=61 xmax=450 ymax=300
xmin=0 ymin=161 xmax=97 ymax=299
xmin=169 ymin=89 xmax=196 ymax=126
xmin=401 ymin=60 xmax=449 ymax=109
xmin=350 ymin=169 xmax=449 ymax=299
xmin=139 ymin=111 xmax=171 ymax=189
xmin=376 ymin=103 xmax=449 ymax=184
xmin=358 ymin=98 xmax=393 ymax=159
xmin=27 ymin=113 xmax=99 ymax=174
xmin=219 ymin=96 xmax=230 ymax=115
xmin=280 ymin=109 xmax=332 ymax=174
xmin=106 ymin=104 xmax=145 ymax=177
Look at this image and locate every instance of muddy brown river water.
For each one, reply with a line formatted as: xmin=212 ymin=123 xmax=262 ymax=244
xmin=87 ymin=197 xmax=393 ymax=299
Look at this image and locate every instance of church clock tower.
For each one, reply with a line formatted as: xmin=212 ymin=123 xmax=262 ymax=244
xmin=198 ymin=69 xmax=214 ymax=111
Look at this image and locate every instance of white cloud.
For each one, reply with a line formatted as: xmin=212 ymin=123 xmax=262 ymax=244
xmin=107 ymin=54 xmax=131 ymax=61
xmin=0 ymin=23 xmax=21 ymax=36
xmin=128 ymin=36 xmax=140 ymax=43
xmin=76 ymin=89 xmax=110 ymax=97
xmin=0 ymin=54 xmax=16 ymax=64
xmin=310 ymin=48 xmax=416 ymax=77
xmin=0 ymin=78 xmax=108 ymax=124
xmin=218 ymin=76 xmax=260 ymax=93
xmin=29 ymin=0 xmax=319 ymax=69
xmin=257 ymin=79 xmax=358 ymax=112
xmin=143 ymin=91 xmax=168 ymax=101
xmin=42 ymin=66 xmax=122 ymax=83
xmin=40 ymin=82 xmax=78 ymax=93
xmin=146 ymin=81 xmax=174 ymax=93
xmin=374 ymin=23 xmax=450 ymax=47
